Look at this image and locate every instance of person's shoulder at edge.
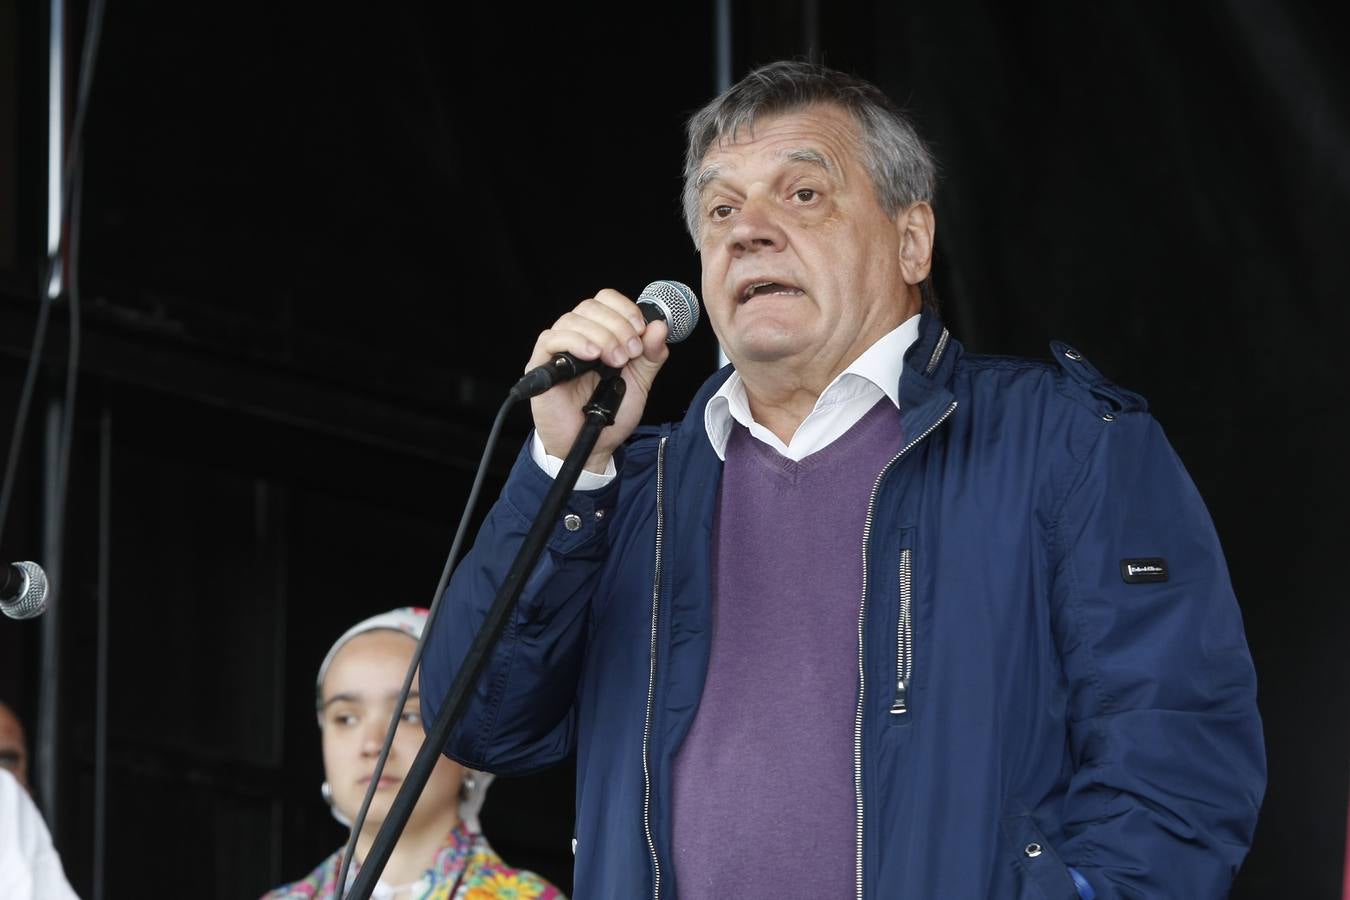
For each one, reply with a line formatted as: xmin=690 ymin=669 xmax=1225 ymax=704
xmin=0 ymin=769 xmax=81 ymax=900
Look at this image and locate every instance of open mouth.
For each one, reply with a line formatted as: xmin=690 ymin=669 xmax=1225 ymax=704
xmin=740 ymin=281 xmax=805 ymax=302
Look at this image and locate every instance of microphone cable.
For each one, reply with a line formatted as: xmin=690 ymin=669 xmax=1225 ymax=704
xmin=329 ymin=281 xmax=695 ymax=896
xmin=333 ymin=393 xmax=516 ymax=898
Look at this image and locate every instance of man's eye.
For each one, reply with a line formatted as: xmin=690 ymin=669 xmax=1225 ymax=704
xmin=711 ymin=205 xmax=734 ymax=220
xmin=400 ymin=710 xmax=422 ymax=725
xmin=794 ymin=189 xmax=816 ymax=202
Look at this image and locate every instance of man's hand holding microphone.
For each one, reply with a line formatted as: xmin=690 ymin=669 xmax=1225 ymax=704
xmin=512 ymin=282 xmax=699 ymax=475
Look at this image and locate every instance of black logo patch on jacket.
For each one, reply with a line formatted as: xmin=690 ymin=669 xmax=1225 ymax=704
xmin=1120 ymin=558 xmax=1168 ymax=583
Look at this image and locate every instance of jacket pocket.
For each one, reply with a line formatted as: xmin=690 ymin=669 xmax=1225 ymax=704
xmin=999 ymin=814 xmax=1082 ymax=900
xmin=888 ymin=542 xmax=915 ymax=722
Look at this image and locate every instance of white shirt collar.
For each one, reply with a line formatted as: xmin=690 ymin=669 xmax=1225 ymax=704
xmin=703 ymin=313 xmax=921 ymax=461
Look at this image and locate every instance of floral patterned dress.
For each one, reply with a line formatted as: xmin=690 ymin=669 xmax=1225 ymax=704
xmin=261 ymin=823 xmax=565 ymax=900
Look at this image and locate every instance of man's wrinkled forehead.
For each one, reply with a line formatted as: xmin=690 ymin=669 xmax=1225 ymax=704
xmin=696 ymin=147 xmax=832 ymax=196
xmin=696 ymin=105 xmax=861 ymax=188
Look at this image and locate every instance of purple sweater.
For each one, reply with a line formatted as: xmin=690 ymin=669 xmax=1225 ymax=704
xmin=670 ymin=399 xmax=903 ymax=899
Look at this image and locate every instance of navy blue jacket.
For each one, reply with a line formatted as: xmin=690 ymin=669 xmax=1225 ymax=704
xmin=422 ymin=314 xmax=1265 ymax=899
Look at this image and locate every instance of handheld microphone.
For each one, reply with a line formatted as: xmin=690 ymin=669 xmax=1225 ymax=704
xmin=0 ymin=561 xmax=48 ymax=620
xmin=510 ymin=280 xmax=701 ymax=401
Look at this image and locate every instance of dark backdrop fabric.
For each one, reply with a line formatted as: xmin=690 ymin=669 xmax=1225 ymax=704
xmin=0 ymin=1 xmax=1345 ymax=896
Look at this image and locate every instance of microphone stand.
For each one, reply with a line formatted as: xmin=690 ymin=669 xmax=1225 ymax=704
xmin=346 ymin=369 xmax=627 ymax=899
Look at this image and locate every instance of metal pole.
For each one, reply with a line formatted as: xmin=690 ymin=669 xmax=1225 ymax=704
xmin=715 ymin=0 xmax=732 ymax=93
xmin=345 ymin=376 xmax=627 ymax=899
xmin=35 ymin=0 xmax=65 ymax=830
xmin=38 ymin=401 xmax=62 ymax=829
xmin=46 ymin=0 xmax=64 ymax=302
xmin=803 ymin=0 xmax=820 ymax=62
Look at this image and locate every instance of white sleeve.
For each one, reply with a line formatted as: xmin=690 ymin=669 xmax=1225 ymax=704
xmin=0 ymin=771 xmax=80 ymax=900
xmin=529 ymin=431 xmax=617 ymax=490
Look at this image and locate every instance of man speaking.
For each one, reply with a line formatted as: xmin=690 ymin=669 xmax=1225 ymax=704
xmin=421 ymin=61 xmax=1265 ymax=899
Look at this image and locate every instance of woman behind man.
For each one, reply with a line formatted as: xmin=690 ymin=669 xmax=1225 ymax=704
xmin=263 ymin=607 xmax=563 ymax=899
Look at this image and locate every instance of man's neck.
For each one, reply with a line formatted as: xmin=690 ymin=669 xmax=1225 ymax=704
xmin=732 ymin=301 xmax=918 ymax=445
xmin=737 ymin=339 xmax=885 ymax=445
xmin=741 ymin=380 xmax=826 ymax=446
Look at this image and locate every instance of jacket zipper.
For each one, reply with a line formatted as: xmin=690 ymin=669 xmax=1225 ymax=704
xmin=854 ymin=401 xmax=957 ymax=900
xmin=642 ymin=436 xmax=668 ymax=900
xmin=889 ymin=548 xmax=913 ymax=716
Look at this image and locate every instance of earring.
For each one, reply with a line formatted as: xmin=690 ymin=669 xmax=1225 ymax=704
xmin=321 ymin=781 xmax=334 ymax=807
xmin=460 ymin=773 xmax=477 ymax=800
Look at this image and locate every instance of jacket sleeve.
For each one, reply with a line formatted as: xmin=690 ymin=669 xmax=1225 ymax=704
xmin=419 ymin=437 xmax=622 ymax=775
xmin=1048 ymin=409 xmax=1266 ymax=899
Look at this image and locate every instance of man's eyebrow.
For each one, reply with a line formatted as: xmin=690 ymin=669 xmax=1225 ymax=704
xmin=782 ymin=148 xmax=831 ymax=170
xmin=695 ymin=164 xmax=722 ymax=194
xmin=696 ymin=150 xmax=832 ymax=195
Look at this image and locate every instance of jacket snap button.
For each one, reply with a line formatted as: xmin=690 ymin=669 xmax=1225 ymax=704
xmin=1101 ymin=412 xmax=1116 ymax=422
xmin=1064 ymin=348 xmax=1082 ymax=361
xmin=563 ymin=513 xmax=582 ymax=532
xmin=1024 ymin=842 xmax=1043 ymax=858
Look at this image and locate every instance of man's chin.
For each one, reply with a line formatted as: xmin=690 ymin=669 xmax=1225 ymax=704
xmin=728 ymin=332 xmax=810 ymax=366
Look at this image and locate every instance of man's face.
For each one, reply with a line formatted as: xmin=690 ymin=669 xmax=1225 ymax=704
xmin=695 ymin=104 xmax=920 ymax=385
xmin=318 ymin=631 xmax=463 ymax=832
xmin=0 ymin=702 xmax=28 ymax=791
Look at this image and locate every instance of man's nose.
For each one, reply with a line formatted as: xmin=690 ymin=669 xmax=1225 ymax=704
xmin=727 ymin=196 xmax=786 ymax=255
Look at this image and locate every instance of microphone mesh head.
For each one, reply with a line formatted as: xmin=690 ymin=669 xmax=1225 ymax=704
xmin=637 ymin=280 xmax=701 ymax=344
xmin=1 ymin=561 xmax=48 ymax=620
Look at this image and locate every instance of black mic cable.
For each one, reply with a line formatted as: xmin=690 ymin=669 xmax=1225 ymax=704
xmin=334 ymin=280 xmax=700 ymax=898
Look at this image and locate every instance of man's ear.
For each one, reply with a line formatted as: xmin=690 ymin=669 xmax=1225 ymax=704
xmin=897 ymin=201 xmax=936 ymax=286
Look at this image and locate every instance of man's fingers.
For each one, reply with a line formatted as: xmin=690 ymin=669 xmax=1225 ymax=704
xmin=527 ymin=327 xmax=603 ymax=370
xmin=572 ymin=299 xmax=648 ymax=364
xmin=640 ymin=319 xmax=669 ymax=358
xmin=528 ymin=296 xmax=650 ymax=370
xmin=591 ymin=289 xmax=648 ymax=334
xmin=534 ymin=321 xmax=635 ymax=369
xmin=525 ymin=290 xmax=667 ymax=468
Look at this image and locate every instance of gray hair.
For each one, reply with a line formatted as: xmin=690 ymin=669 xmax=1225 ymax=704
xmin=682 ymin=60 xmax=938 ymax=242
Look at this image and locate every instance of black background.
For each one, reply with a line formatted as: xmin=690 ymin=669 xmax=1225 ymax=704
xmin=1 ymin=1 xmax=1346 ymax=897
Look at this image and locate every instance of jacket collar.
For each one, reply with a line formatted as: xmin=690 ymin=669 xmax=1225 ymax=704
xmin=667 ymin=308 xmax=959 ymax=465
xmin=896 ymin=310 xmax=959 ymax=439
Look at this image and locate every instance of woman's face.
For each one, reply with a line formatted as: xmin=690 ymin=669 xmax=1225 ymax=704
xmin=318 ymin=630 xmax=464 ymax=832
